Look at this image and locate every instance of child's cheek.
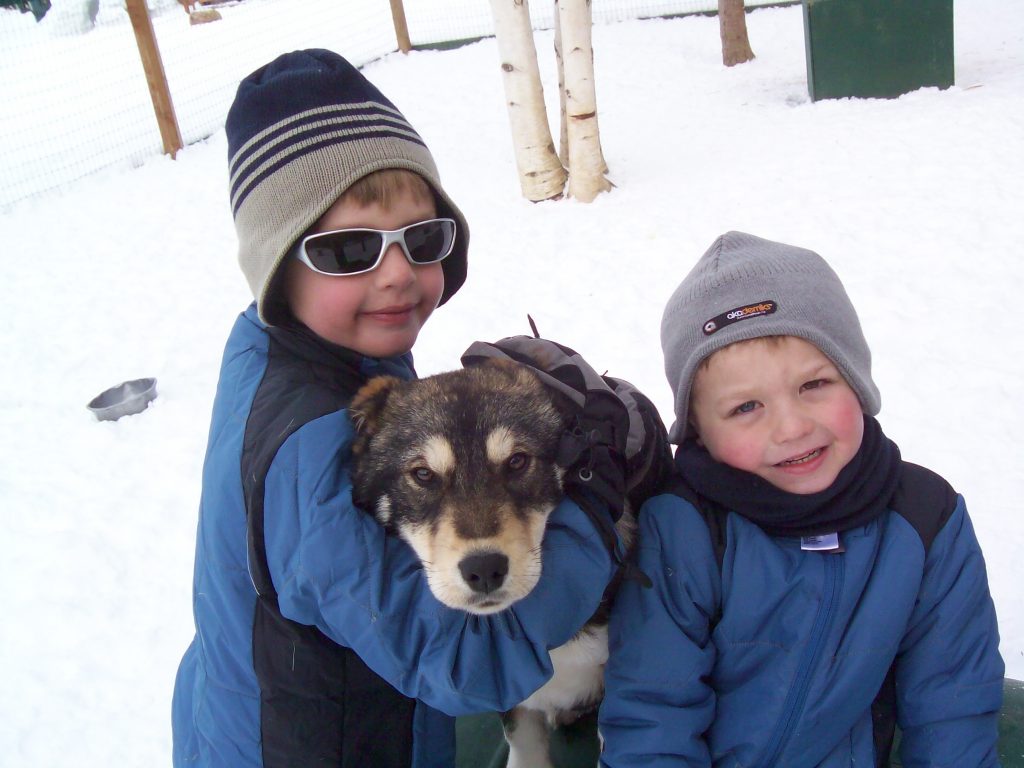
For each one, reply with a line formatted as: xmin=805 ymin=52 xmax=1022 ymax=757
xmin=837 ymin=397 xmax=867 ymax=454
xmin=707 ymin=432 xmax=764 ymax=475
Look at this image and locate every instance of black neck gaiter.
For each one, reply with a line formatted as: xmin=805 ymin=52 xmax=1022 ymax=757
xmin=675 ymin=415 xmax=901 ymax=538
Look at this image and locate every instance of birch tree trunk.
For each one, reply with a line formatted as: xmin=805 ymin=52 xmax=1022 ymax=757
xmin=553 ymin=4 xmax=569 ymax=167
xmin=489 ymin=0 xmax=566 ymax=201
xmin=557 ymin=0 xmax=612 ymax=202
xmin=718 ymin=0 xmax=755 ymax=66
xmin=555 ymin=0 xmax=607 ymax=174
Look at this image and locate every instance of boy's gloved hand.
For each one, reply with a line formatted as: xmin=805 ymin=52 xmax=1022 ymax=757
xmin=607 ymin=379 xmax=674 ymax=513
xmin=551 ymin=375 xmax=672 ymax=526
xmin=461 ymin=332 xmax=672 ymax=559
xmin=556 ymin=405 xmax=629 ymax=524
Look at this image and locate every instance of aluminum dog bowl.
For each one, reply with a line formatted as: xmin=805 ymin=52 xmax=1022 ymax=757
xmin=87 ymin=377 xmax=158 ymax=421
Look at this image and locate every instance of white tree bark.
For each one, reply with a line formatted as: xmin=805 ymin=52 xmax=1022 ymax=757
xmin=554 ymin=0 xmax=607 ymax=173
xmin=553 ymin=4 xmax=568 ymax=166
xmin=557 ymin=0 xmax=611 ymax=202
xmin=489 ymin=0 xmax=567 ymax=201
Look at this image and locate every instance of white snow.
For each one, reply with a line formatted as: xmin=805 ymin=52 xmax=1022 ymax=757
xmin=1 ymin=1 xmax=1022 ymax=764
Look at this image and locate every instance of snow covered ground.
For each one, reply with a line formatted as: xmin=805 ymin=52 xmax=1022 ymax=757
xmin=1 ymin=1 xmax=1022 ymax=764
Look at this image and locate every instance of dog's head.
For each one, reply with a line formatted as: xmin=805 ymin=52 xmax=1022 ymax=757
xmin=350 ymin=360 xmax=570 ymax=614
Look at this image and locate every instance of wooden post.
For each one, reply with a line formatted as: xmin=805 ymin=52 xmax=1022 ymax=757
xmin=125 ymin=0 xmax=183 ymax=158
xmin=388 ymin=0 xmax=412 ymax=53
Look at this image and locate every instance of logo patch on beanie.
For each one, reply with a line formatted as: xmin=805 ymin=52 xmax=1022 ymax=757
xmin=703 ymin=300 xmax=777 ymax=335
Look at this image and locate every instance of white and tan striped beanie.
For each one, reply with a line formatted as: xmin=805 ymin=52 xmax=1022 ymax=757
xmin=226 ymin=49 xmax=469 ymax=326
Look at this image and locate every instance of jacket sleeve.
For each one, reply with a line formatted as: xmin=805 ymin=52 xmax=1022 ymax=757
xmin=261 ymin=410 xmax=618 ymax=716
xmin=599 ymin=493 xmax=719 ymax=768
xmin=895 ymin=497 xmax=1004 ymax=767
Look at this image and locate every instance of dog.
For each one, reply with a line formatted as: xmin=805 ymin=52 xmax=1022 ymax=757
xmin=349 ymin=358 xmax=635 ymax=768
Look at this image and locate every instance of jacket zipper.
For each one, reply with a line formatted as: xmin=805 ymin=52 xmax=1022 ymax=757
xmin=758 ymin=552 xmax=843 ymax=768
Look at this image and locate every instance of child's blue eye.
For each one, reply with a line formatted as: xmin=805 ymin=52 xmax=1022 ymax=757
xmin=732 ymin=401 xmax=758 ymax=416
xmin=802 ymin=379 xmax=828 ymax=392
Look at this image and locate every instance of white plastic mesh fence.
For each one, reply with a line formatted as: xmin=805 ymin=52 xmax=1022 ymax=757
xmin=0 ymin=0 xmax=777 ymax=209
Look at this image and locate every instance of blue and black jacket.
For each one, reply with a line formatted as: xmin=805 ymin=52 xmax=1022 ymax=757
xmin=599 ymin=417 xmax=1004 ymax=767
xmin=172 ymin=305 xmax=617 ymax=768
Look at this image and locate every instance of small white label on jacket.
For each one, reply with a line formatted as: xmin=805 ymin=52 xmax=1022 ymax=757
xmin=801 ymin=532 xmax=841 ymax=551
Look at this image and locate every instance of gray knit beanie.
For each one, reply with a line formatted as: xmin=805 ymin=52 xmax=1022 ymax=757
xmin=226 ymin=49 xmax=469 ymax=326
xmin=661 ymin=231 xmax=880 ymax=443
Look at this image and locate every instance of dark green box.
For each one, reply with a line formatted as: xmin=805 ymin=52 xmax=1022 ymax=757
xmin=802 ymin=0 xmax=954 ymax=101
xmin=0 ymin=0 xmax=50 ymax=20
xmin=456 ymin=680 xmax=1024 ymax=767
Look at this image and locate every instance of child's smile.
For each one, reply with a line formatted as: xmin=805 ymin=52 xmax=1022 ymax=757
xmin=777 ymin=446 xmax=825 ymax=468
xmin=690 ymin=336 xmax=865 ymax=494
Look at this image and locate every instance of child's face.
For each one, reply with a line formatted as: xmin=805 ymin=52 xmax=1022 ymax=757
xmin=283 ymin=188 xmax=445 ymax=357
xmin=689 ymin=336 xmax=864 ymax=494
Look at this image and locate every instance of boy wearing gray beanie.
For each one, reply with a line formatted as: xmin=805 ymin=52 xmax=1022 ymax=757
xmin=172 ymin=50 xmax=619 ymax=768
xmin=600 ymin=232 xmax=1003 ymax=767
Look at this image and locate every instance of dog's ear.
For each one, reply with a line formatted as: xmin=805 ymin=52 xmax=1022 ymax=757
xmin=349 ymin=375 xmax=403 ymax=437
xmin=513 ymin=363 xmax=577 ymax=425
xmin=469 ymin=356 xmax=525 ymax=381
xmin=480 ymin=357 xmax=520 ymax=374
xmin=482 ymin=358 xmax=577 ymax=426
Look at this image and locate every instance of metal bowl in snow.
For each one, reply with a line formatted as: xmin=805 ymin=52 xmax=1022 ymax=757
xmin=87 ymin=377 xmax=158 ymax=421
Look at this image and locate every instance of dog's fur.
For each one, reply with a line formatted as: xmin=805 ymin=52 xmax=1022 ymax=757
xmin=350 ymin=359 xmax=632 ymax=768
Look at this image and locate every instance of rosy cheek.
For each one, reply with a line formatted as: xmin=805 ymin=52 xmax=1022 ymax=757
xmin=706 ymin=432 xmax=762 ymax=474
xmin=832 ymin=391 xmax=865 ymax=439
xmin=841 ymin=405 xmax=865 ymax=449
xmin=423 ymin=266 xmax=445 ymax=308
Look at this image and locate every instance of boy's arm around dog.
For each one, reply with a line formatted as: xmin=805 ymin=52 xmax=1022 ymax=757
xmin=263 ymin=409 xmax=619 ymax=715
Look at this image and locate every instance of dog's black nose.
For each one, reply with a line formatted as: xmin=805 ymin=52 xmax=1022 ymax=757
xmin=459 ymin=552 xmax=509 ymax=594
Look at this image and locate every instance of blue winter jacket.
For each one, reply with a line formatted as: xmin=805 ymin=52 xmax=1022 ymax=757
xmin=599 ymin=466 xmax=1004 ymax=767
xmin=172 ymin=306 xmax=617 ymax=768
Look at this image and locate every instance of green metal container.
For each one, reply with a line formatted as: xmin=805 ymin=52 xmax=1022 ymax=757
xmin=456 ymin=710 xmax=599 ymax=768
xmin=456 ymin=679 xmax=1024 ymax=767
xmin=997 ymin=678 xmax=1024 ymax=768
xmin=891 ymin=678 xmax=1024 ymax=765
xmin=0 ymin=0 xmax=50 ymax=20
xmin=802 ymin=0 xmax=954 ymax=101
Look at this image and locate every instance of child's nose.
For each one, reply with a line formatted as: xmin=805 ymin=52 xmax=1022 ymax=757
xmin=771 ymin=402 xmax=814 ymax=443
xmin=374 ymin=243 xmax=415 ymax=285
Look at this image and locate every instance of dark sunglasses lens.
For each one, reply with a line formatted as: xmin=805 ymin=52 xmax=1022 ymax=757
xmin=404 ymin=220 xmax=455 ymax=264
xmin=305 ymin=231 xmax=383 ymax=274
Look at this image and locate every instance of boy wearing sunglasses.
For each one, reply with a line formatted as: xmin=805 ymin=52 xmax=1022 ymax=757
xmin=599 ymin=232 xmax=1004 ymax=767
xmin=172 ymin=50 xmax=622 ymax=768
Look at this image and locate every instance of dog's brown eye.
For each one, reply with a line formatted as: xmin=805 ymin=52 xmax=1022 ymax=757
xmin=506 ymin=453 xmax=530 ymax=473
xmin=411 ymin=467 xmax=436 ymax=486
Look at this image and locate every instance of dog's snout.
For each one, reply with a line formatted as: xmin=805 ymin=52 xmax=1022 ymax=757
xmin=459 ymin=552 xmax=509 ymax=594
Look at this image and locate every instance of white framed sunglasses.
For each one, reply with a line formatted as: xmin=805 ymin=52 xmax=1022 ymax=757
xmin=291 ymin=217 xmax=457 ymax=277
